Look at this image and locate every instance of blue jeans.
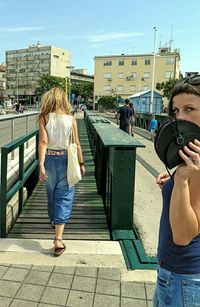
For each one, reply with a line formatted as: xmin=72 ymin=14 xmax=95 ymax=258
xmin=44 ymin=154 xmax=75 ymax=224
xmin=153 ymin=266 xmax=200 ymax=306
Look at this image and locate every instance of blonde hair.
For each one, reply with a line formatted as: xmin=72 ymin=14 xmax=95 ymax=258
xmin=38 ymin=87 xmax=71 ymax=120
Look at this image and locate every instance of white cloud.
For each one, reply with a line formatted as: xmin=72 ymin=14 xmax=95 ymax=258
xmin=0 ymin=26 xmax=52 ymax=33
xmin=85 ymin=32 xmax=147 ymax=43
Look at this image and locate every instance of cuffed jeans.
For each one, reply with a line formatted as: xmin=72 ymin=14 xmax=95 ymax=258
xmin=153 ymin=266 xmax=200 ymax=307
xmin=44 ymin=154 xmax=75 ymax=224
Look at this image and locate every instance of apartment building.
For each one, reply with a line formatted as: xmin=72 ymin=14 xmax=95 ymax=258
xmin=6 ymin=43 xmax=71 ymax=104
xmin=94 ymin=47 xmax=180 ymax=102
xmin=0 ymin=64 xmax=6 ymax=102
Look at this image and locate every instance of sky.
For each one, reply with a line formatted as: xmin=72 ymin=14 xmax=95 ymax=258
xmin=0 ymin=0 xmax=200 ymax=76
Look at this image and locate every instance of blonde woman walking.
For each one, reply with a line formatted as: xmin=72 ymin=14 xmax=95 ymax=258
xmin=38 ymin=87 xmax=85 ymax=256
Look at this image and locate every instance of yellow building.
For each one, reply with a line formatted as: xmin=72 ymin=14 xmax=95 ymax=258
xmin=6 ymin=43 xmax=71 ymax=104
xmin=94 ymin=47 xmax=180 ymax=103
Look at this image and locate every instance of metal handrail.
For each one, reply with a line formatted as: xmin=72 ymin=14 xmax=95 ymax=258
xmin=0 ymin=128 xmax=39 ymax=237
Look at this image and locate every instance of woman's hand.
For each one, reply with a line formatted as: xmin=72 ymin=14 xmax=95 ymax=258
xmin=176 ymin=139 xmax=200 ymax=181
xmin=156 ymin=172 xmax=170 ymax=188
xmin=80 ymin=165 xmax=85 ymax=176
xmin=39 ymin=164 xmax=48 ymax=182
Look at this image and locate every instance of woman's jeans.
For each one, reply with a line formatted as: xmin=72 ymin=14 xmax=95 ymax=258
xmin=44 ymin=154 xmax=75 ymax=225
xmin=153 ymin=266 xmax=200 ymax=306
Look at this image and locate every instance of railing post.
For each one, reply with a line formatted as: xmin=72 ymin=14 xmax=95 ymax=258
xmin=18 ymin=144 xmax=24 ymax=214
xmin=11 ymin=119 xmax=15 ymax=160
xmin=0 ymin=147 xmax=8 ymax=237
xmin=26 ymin=116 xmax=29 ymax=148
xmin=109 ymin=147 xmax=136 ymax=230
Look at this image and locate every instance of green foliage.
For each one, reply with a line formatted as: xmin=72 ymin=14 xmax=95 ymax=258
xmin=156 ymin=78 xmax=179 ymax=99
xmin=71 ymin=81 xmax=94 ymax=102
xmin=98 ymin=96 xmax=117 ymax=110
xmin=35 ymin=74 xmax=66 ymax=97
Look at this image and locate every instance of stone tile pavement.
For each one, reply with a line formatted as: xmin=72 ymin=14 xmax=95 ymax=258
xmin=0 ymin=263 xmax=155 ymax=307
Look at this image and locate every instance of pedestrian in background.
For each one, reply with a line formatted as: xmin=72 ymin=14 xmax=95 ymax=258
xmin=116 ymin=98 xmax=133 ymax=134
xmin=38 ymin=87 xmax=85 ymax=257
xmin=129 ymin=102 xmax=136 ymax=136
xmin=149 ymin=115 xmax=158 ymax=140
xmin=153 ymin=75 xmax=200 ymax=306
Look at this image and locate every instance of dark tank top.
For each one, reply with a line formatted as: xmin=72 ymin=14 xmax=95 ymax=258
xmin=157 ymin=177 xmax=200 ymax=274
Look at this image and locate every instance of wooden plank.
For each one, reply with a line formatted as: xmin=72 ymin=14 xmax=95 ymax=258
xmin=8 ymin=119 xmax=110 ymax=241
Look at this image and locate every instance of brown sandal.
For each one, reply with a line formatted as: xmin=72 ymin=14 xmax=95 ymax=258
xmin=54 ymin=239 xmax=66 ymax=257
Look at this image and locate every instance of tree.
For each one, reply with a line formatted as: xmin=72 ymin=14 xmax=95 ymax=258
xmin=156 ymin=78 xmax=179 ymax=99
xmin=98 ymin=96 xmax=117 ymax=110
xmin=35 ymin=74 xmax=66 ymax=97
xmin=71 ymin=81 xmax=93 ymax=103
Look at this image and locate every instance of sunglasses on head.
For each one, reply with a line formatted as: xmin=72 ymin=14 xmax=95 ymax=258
xmin=179 ymin=74 xmax=200 ymax=85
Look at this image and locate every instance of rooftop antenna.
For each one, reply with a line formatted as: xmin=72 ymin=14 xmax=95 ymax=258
xmin=159 ymin=34 xmax=162 ymax=49
xmin=169 ymin=25 xmax=174 ymax=50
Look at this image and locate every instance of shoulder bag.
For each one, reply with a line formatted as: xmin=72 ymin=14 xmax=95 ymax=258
xmin=67 ymin=125 xmax=82 ymax=188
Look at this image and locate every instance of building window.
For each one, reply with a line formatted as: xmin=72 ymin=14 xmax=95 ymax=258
xmin=131 ymin=59 xmax=137 ymax=66
xmin=118 ymin=60 xmax=124 ymax=66
xmin=103 ymin=61 xmax=112 ymax=66
xmin=131 ymin=72 xmax=137 ymax=79
xmin=145 ymin=59 xmax=151 ymax=65
xmin=117 ymin=85 xmax=123 ymax=92
xmin=117 ymin=73 xmax=124 ymax=79
xmin=166 ymin=58 xmax=175 ymax=65
xmin=53 ymin=55 xmax=59 ymax=59
xmin=130 ymin=85 xmax=136 ymax=92
xmin=143 ymin=72 xmax=150 ymax=78
xmin=103 ymin=73 xmax=112 ymax=79
xmin=165 ymin=71 xmax=174 ymax=79
xmin=103 ymin=85 xmax=111 ymax=91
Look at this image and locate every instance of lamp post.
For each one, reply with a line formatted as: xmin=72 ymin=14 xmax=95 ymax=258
xmin=150 ymin=26 xmax=157 ymax=114
xmin=16 ymin=68 xmax=19 ymax=104
xmin=66 ymin=66 xmax=74 ymax=103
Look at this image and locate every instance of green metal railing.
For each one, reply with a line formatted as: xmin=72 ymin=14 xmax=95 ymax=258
xmin=0 ymin=128 xmax=39 ymax=237
xmin=85 ymin=111 xmax=157 ymax=269
xmin=135 ymin=113 xmax=168 ymax=131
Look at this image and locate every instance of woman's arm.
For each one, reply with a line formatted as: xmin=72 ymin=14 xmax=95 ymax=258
xmin=169 ymin=140 xmax=200 ymax=245
xmin=38 ymin=117 xmax=48 ymax=181
xmin=72 ymin=117 xmax=85 ymax=176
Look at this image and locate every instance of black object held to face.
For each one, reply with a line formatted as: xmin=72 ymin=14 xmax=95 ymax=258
xmin=154 ymin=118 xmax=200 ymax=169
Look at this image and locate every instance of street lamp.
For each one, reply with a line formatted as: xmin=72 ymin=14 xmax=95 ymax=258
xmin=150 ymin=26 xmax=157 ymax=114
xmin=66 ymin=66 xmax=74 ymax=103
xmin=16 ymin=67 xmax=19 ymax=104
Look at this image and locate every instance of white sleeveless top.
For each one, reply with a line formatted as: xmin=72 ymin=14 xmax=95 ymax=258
xmin=45 ymin=113 xmax=73 ymax=150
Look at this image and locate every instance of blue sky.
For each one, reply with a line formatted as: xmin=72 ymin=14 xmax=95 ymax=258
xmin=0 ymin=0 xmax=200 ymax=75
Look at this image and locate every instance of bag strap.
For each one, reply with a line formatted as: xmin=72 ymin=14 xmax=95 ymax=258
xmin=69 ymin=120 xmax=75 ymax=144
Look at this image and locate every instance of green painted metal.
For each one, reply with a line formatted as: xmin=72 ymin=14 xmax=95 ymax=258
xmin=0 ymin=128 xmax=39 ymax=237
xmin=93 ymin=123 xmax=144 ymax=148
xmin=85 ymin=112 xmax=157 ymax=269
xmin=112 ymin=229 xmax=157 ymax=269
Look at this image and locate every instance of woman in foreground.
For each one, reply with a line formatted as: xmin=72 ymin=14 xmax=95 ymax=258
xmin=153 ymin=75 xmax=200 ymax=306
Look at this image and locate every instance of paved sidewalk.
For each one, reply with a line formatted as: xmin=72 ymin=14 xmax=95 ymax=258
xmin=0 ymin=239 xmax=155 ymax=307
xmin=0 ymin=263 xmax=154 ymax=307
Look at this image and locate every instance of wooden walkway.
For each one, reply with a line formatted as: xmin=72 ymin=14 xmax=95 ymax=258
xmin=8 ymin=118 xmax=110 ymax=240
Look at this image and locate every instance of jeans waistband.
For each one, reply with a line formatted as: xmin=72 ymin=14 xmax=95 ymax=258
xmin=47 ymin=149 xmax=66 ymax=155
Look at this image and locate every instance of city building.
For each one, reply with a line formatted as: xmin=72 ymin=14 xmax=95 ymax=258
xmin=71 ymin=70 xmax=94 ymax=83
xmin=94 ymin=47 xmax=181 ymax=104
xmin=0 ymin=64 xmax=6 ymax=103
xmin=6 ymin=43 xmax=71 ymax=104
